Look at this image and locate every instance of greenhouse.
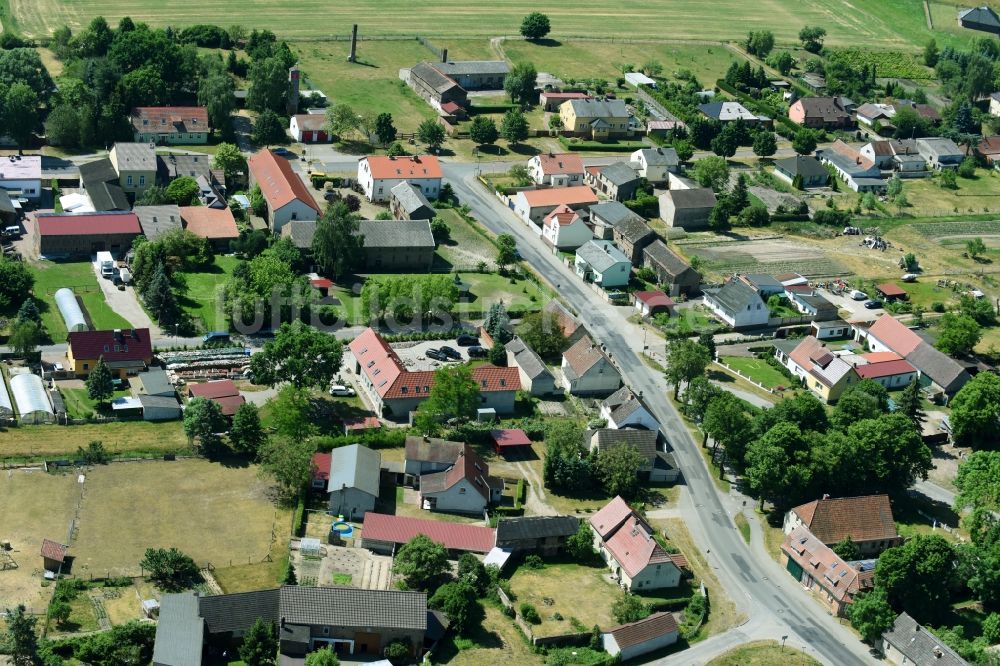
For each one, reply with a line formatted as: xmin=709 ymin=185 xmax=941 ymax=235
xmin=55 ymin=288 xmax=88 ymax=332
xmin=10 ymin=373 xmax=54 ymax=424
xmin=0 ymin=377 xmax=13 ymax=419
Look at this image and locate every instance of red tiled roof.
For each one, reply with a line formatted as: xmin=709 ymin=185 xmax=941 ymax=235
xmin=213 ymin=394 xmax=246 ymax=416
xmin=349 ymin=328 xmax=405 ymax=399
xmin=360 ymin=512 xmax=496 ymax=553
xmin=132 ymin=106 xmax=208 ymax=134
xmin=589 ymin=495 xmax=632 ymax=540
xmin=604 ymin=514 xmax=673 ymax=578
xmin=876 ymin=283 xmax=907 ymax=298
xmin=36 ymin=212 xmax=141 ymax=236
xmin=634 ymin=291 xmax=675 ymax=309
xmin=440 ymin=101 xmax=461 ymax=114
xmin=535 ymin=152 xmax=584 ymax=176
xmin=292 ymin=114 xmax=326 ymax=132
xmin=472 ymin=365 xmax=520 ymax=393
xmin=422 ymin=445 xmax=493 ymax=500
xmin=68 ymin=328 xmax=152 ymax=362
xmin=868 ymin=315 xmax=922 ymax=356
xmin=491 ymin=429 xmax=532 ymax=448
xmin=862 ymin=352 xmax=901 ymax=363
xmin=363 ymin=155 xmax=443 ymax=180
xmin=187 ymin=380 xmax=239 ymax=400
xmin=247 ymin=150 xmax=321 ymax=213
xmin=519 ymin=185 xmax=597 ymax=208
xmin=607 ymin=612 xmax=679 ymax=650
xmin=785 ymin=284 xmax=812 ymax=293
xmin=978 ymin=135 xmax=1000 ymax=156
xmin=790 ymin=494 xmax=899 ymax=545
xmin=344 ymin=416 xmax=381 ymax=431
xmin=563 ymin=335 xmax=609 ymax=377
xmin=41 ymin=539 xmax=68 ymax=563
xmin=310 ymin=278 xmax=334 ymax=289
xmin=180 ymin=206 xmax=238 ymax=240
xmin=781 ymin=526 xmax=874 ymax=603
xmin=855 ymin=359 xmax=917 ymax=380
xmin=312 ymin=452 xmax=332 ymax=482
xmin=543 ymin=204 xmax=579 ymax=227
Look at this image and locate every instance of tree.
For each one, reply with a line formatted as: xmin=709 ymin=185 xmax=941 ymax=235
xmin=230 ymin=402 xmax=267 ymax=458
xmin=799 ymin=25 xmax=826 ymax=53
xmin=769 ymin=51 xmax=795 ymax=75
xmin=253 ymin=109 xmax=285 ymax=146
xmin=413 ymin=365 xmax=479 ymax=434
xmin=16 ymin=298 xmax=40 ymax=325
xmin=5 ymin=83 xmax=39 ymax=149
xmin=752 ymin=131 xmax=777 ymax=159
xmin=923 ymin=38 xmax=939 ymax=67
xmin=848 ymin=588 xmax=896 ymax=645
xmin=500 ymin=108 xmax=529 ymax=145
xmin=745 ymin=30 xmax=775 ymax=58
xmin=611 ymin=593 xmax=650 ymax=624
xmin=955 ymin=451 xmax=1000 ymax=517
xmin=936 ymin=313 xmax=982 ymax=356
xmin=250 ymin=321 xmax=344 ymax=390
xmin=305 ymin=647 xmax=340 ymax=666
xmin=738 ymin=204 xmax=770 ymax=227
xmin=710 ymin=125 xmax=739 ymax=158
xmin=488 ymin=341 xmax=507 ymax=366
xmin=832 ymin=537 xmax=862 ymax=561
xmin=239 ymin=617 xmax=277 ymax=666
xmin=958 ymin=157 xmax=976 ymax=179
xmin=0 ymin=256 xmax=32 ymax=310
xmin=183 ymin=397 xmax=226 ymax=455
xmin=48 ymin=600 xmax=71 ymax=627
xmin=484 ymin=301 xmax=511 ymax=343
xmin=429 ymin=582 xmax=482 ymax=634
xmin=164 ymin=176 xmax=200 ymax=206
xmin=517 ymin=311 xmax=569 ymax=362
xmin=876 ymin=535 xmax=956 ymax=623
xmin=417 ymin=118 xmax=446 ymax=151
xmin=86 ymin=357 xmax=114 ymax=406
xmin=247 ymin=56 xmax=287 ymax=113
xmin=745 ymin=422 xmax=807 ymax=509
xmin=950 ymin=372 xmax=1000 ymax=449
xmin=312 ymin=202 xmax=363 ymax=280
xmin=212 ymin=142 xmax=246 ymax=184
xmin=896 ymin=380 xmax=925 ymax=427
xmin=374 ymin=112 xmax=396 ymax=146
xmin=847 ymin=415 xmax=932 ymax=492
xmin=4 ymin=604 xmax=39 ymax=666
xmin=593 ymin=444 xmax=646 ymax=499
xmin=198 ymin=73 xmax=235 ymax=134
xmin=259 ymin=431 xmax=315 ymax=499
xmin=665 ymin=338 xmax=711 ymax=400
xmin=144 ymin=262 xmax=179 ymax=325
xmin=469 ymin=116 xmax=498 ymax=147
xmin=8 ymin=320 xmax=41 ymax=356
xmin=959 ymin=294 xmax=996 ymax=325
xmin=684 ymin=375 xmax=722 ymax=423
xmin=393 ymin=534 xmax=449 ymax=590
xmin=703 ymin=393 xmax=755 ymax=470
xmin=140 ymin=547 xmax=201 ymax=591
xmin=520 ymin=12 xmax=551 ymax=40
xmin=496 ymin=233 xmax=518 ymax=270
xmin=692 ymin=156 xmax=729 ymax=191
xmin=457 ymin=552 xmax=489 ymax=595
xmin=831 ymin=380 xmax=889 ymax=431
xmin=967 ymin=237 xmax=987 ymax=259
xmin=44 ymin=103 xmax=82 ymax=147
xmin=326 ymin=103 xmax=359 ymax=141
xmin=940 ymin=168 xmax=957 ymax=189
xmin=566 ymin=521 xmax=596 ymax=560
xmin=792 ymin=129 xmax=818 ymax=155
xmin=504 ymin=62 xmax=537 ymax=106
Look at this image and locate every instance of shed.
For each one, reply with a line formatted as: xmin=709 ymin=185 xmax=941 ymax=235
xmin=876 ymin=283 xmax=907 ymax=301
xmin=624 ymin=72 xmax=656 ymax=88
xmin=10 ymin=373 xmax=54 ymax=424
xmin=602 ymin=612 xmax=679 ymax=660
xmin=132 ymin=369 xmax=176 ymax=398
xmin=138 ymin=394 xmax=182 ymax=421
xmin=111 ymin=396 xmax=144 ymax=417
xmin=54 ymin=288 xmax=88 ymax=333
xmin=41 ymin=539 xmax=68 ymax=572
xmin=327 ymin=444 xmax=381 ymax=520
xmin=490 ymin=429 xmax=532 ymax=455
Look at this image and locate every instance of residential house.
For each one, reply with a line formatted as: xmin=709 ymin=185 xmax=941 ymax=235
xmin=780 ymin=526 xmax=874 ymax=617
xmin=132 ymin=106 xmax=209 ymax=144
xmin=133 ymin=205 xmax=182 ymax=241
xmin=860 ymin=139 xmax=925 ymax=176
xmin=419 ymin=445 xmax=502 ymax=514
xmin=784 ymin=494 xmax=903 ymax=557
xmin=542 ymin=300 xmax=588 ymax=346
xmin=600 ymin=386 xmax=658 ymax=430
xmin=0 ymin=154 xmax=41 ymax=201
xmin=403 ymin=436 xmax=464 ymax=486
xmin=247 ymin=149 xmax=321 ymax=233
xmin=357 ymin=220 xmax=435 ymax=271
xmin=643 ymin=240 xmax=701 ymax=296
xmin=326 ymin=444 xmax=381 ymax=520
xmin=34 ymin=211 xmax=141 ymax=257
xmin=494 ymin=516 xmax=580 ymax=556
xmin=811 ymin=320 xmax=851 ymax=340
xmin=589 ymin=497 xmax=686 ymax=591
xmin=774 ymin=155 xmax=829 ymax=188
xmin=896 ymin=99 xmax=941 ymax=125
xmin=738 ymin=274 xmax=785 ymax=297
xmin=633 ymin=290 xmax=674 ymax=318
xmin=539 ymin=91 xmax=592 ymax=112
xmin=658 ymin=188 xmax=716 ymax=230
xmin=585 ymin=162 xmax=642 ymax=202
xmin=513 ymin=185 xmax=598 ymax=226
xmin=786 ymin=288 xmax=838 ymax=320
xmin=358 ymin=155 xmax=443 ymax=203
xmin=360 ymin=512 xmax=496 ymax=555
xmin=774 ymin=336 xmax=858 ymax=403
xmin=698 ymin=101 xmax=763 ymax=125
xmin=630 ymin=148 xmax=680 ymax=184
xmin=186 ymin=379 xmax=245 ymax=417
xmin=646 ymin=119 xmax=687 ymax=138
xmin=702 ymin=280 xmax=769 ymax=329
xmin=66 ymin=328 xmax=152 ymax=378
xmin=559 ymin=99 xmax=632 ymax=140
xmin=602 ymin=612 xmax=680 ymax=661
xmin=109 ymin=142 xmax=157 ymax=199
xmin=882 ymin=612 xmax=970 ymax=666
xmin=588 ymin=201 xmax=646 ymax=240
xmin=541 ymin=204 xmax=593 ymax=250
xmin=389 ymin=182 xmax=435 ymax=220
xmin=788 ymin=97 xmax=853 ymax=129
xmin=505 ymin=337 xmax=557 ymax=396
xmin=612 ymin=216 xmax=655 ymax=266
xmin=152 ymin=586 xmax=427 ymax=665
xmin=436 ymin=60 xmax=509 ymax=90
xmin=916 ymin=137 xmax=964 ymax=171
xmin=179 ymin=206 xmax=239 ymax=252
xmin=527 ymin=153 xmax=585 ymax=187
xmin=976 ymin=135 xmax=1000 ymax=166
xmin=78 ymin=158 xmax=129 ymax=211
xmin=856 ymin=103 xmax=896 ymax=129
xmin=575 ymin=240 xmax=632 ymax=289
xmin=348 ymin=329 xmax=520 ymax=419
xmin=289 ymin=114 xmax=330 ymax=143
xmin=816 ymin=142 xmax=884 ymax=192
xmin=561 ymin=334 xmax=622 ymax=395
xmin=157 ymin=153 xmax=228 ymax=201
xmin=587 ymin=428 xmax=677 ymax=482
xmin=959 ymin=5 xmax=1000 ymax=34
xmin=280 ymin=220 xmax=317 ymax=250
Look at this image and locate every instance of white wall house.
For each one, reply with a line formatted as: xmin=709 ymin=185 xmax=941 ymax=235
xmin=541 ymin=204 xmax=593 ymax=250
xmin=702 ymin=280 xmax=769 ymax=330
xmin=0 ymin=155 xmax=42 ymax=201
xmin=527 ymin=153 xmax=585 ymax=186
xmin=630 ymin=148 xmax=679 ymax=184
xmin=358 ymin=155 xmax=443 ymax=203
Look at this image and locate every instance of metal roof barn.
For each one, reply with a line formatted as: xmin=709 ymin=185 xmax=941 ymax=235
xmin=54 ymin=288 xmax=88 ymax=332
xmin=10 ymin=373 xmax=54 ymax=424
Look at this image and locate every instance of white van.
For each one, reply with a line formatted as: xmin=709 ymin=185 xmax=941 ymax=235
xmin=96 ymin=251 xmax=115 ymax=278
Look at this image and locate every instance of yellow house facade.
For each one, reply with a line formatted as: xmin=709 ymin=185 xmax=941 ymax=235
xmin=109 ymin=143 xmax=157 ymax=199
xmin=559 ymin=99 xmax=632 ymax=140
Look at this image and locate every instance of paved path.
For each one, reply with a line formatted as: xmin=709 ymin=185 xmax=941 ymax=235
xmin=709 ymin=379 xmax=775 ymax=409
xmin=89 ymin=259 xmax=161 ymax=335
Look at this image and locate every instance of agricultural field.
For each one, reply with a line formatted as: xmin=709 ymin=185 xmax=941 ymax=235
xmin=31 ymin=260 xmax=132 ymax=341
xmin=679 ymin=236 xmax=847 ymax=279
xmin=825 ymin=47 xmax=934 ymax=79
xmin=10 ymin=0 xmax=974 ymax=49
xmin=0 ymin=421 xmax=191 ymax=460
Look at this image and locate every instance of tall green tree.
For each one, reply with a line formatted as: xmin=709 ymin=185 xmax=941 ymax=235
xmin=832 ymin=537 xmax=862 ymax=561
xmin=5 ymin=83 xmax=39 ymax=150
xmin=165 ymin=176 xmax=201 ymax=205
xmin=311 ymin=202 xmax=363 ymax=280
xmin=936 ymin=313 xmax=982 ymax=356
xmin=86 ymin=357 xmax=115 ymax=406
xmin=413 ymin=365 xmax=480 ymax=434
xmin=593 ymin=444 xmax=646 ymax=499
xmin=848 ymin=588 xmax=896 ymax=645
xmin=393 ymin=534 xmax=449 ymax=590
xmin=212 ymin=142 xmax=247 ymax=184
xmin=949 ymin=372 xmax=1000 ymax=449
xmin=417 ymin=118 xmax=446 ymax=151
xmin=247 ymin=56 xmax=287 ymax=113
xmin=140 ymin=547 xmax=201 ymax=591
xmin=692 ymin=156 xmax=730 ymax=191
xmin=249 ymin=321 xmax=344 ymax=390
xmin=517 ymin=310 xmax=569 ymax=361
xmin=703 ymin=393 xmax=755 ymax=473
xmin=259 ymin=432 xmax=315 ymax=500
xmin=847 ymin=415 xmax=931 ymax=492
xmin=798 ymin=25 xmax=826 ymax=53
xmin=665 ymin=338 xmax=711 ymax=400
xmin=611 ymin=593 xmax=650 ymax=624
xmin=373 ymin=112 xmax=396 ymax=146
xmin=896 ymin=380 xmax=925 ymax=427
xmin=429 ymin=582 xmax=483 ymax=635
xmin=305 ymin=647 xmax=340 ymax=666
xmin=252 ymin=109 xmax=285 ymax=146
xmin=752 ymin=131 xmax=777 ymax=159
xmin=469 ymin=116 xmax=498 ymax=146
xmin=504 ymin=62 xmax=537 ymax=105
xmin=495 ymin=233 xmax=518 ymax=271
xmin=325 ymin=103 xmax=359 ymax=141
xmin=520 ymin=12 xmax=551 ymax=40
xmin=240 ymin=617 xmax=277 ymax=666
xmin=8 ymin=320 xmax=41 ymax=355
xmin=16 ymin=298 xmax=41 ymax=325
xmin=0 ymin=255 xmax=33 ymax=310
xmin=500 ymin=108 xmax=529 ymax=145
xmin=830 ymin=380 xmax=889 ymax=431
xmin=876 ymin=535 xmax=956 ymax=624
xmin=792 ymin=129 xmax=818 ymax=155
xmin=745 ymin=422 xmax=809 ymax=509
xmin=183 ymin=397 xmax=226 ymax=455
xmin=197 ymin=72 xmax=236 ymax=133
xmin=230 ymin=402 xmax=267 ymax=458
xmin=4 ymin=604 xmax=40 ymax=666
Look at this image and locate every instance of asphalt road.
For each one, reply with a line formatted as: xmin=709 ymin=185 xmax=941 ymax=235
xmin=443 ymin=164 xmax=874 ymax=666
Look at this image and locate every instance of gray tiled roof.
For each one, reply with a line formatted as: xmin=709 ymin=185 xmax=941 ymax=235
xmin=576 ymin=240 xmax=630 ymax=273
xmin=882 ymin=612 xmax=969 ymax=666
xmin=664 ymin=188 xmax=716 ymax=209
xmin=279 ymin=586 xmax=427 ymax=631
xmin=635 ymin=147 xmax=679 ymax=167
xmin=568 ymin=98 xmax=630 ymax=118
xmin=281 ymin=220 xmax=317 ymax=249
xmin=158 ymin=153 xmax=213 ymax=181
xmin=328 ymin=444 xmax=381 ymax=497
xmin=79 ymin=158 xmax=129 ymax=211
xmin=615 ymin=215 xmax=654 ymax=244
xmin=506 ymin=336 xmax=553 ymax=381
xmin=134 ymin=205 xmax=182 ymax=241
xmin=357 ymin=220 xmax=435 ymax=249
xmin=775 ymin=155 xmax=827 ymax=179
xmin=590 ymin=201 xmax=640 ymax=227
xmin=707 ymin=280 xmax=761 ymax=315
xmin=153 ymin=592 xmax=204 ymax=666
xmin=602 ymin=386 xmax=645 ymax=423
xmin=906 ymin=342 xmax=970 ymax=393
xmin=589 ymin=428 xmax=658 ymax=462
xmin=495 ymin=515 xmax=579 ymax=541
xmin=137 ymin=394 xmax=181 ymax=411
xmin=437 ymin=60 xmax=510 ymax=76
xmin=598 ymin=162 xmax=640 ymax=187
xmin=390 ymin=181 xmax=433 ymax=215
xmin=643 ymin=240 xmax=698 ymax=280
xmin=199 ymin=588 xmax=280 ymax=634
xmin=410 ymin=62 xmax=459 ymax=93
xmin=114 ymin=142 xmax=157 ymax=171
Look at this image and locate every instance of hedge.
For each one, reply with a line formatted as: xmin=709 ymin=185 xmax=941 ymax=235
xmin=715 ymin=79 xmax=799 ymax=134
xmin=558 ymin=137 xmax=647 ymax=152
xmin=514 ymin=478 xmax=526 ymax=510
xmin=293 ymin=490 xmax=307 ymax=538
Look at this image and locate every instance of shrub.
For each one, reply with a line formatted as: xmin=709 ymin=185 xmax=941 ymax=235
xmin=520 ymin=603 xmax=541 ymax=623
xmin=293 ymin=490 xmax=307 ymax=537
xmin=524 ymin=554 xmax=544 ymax=569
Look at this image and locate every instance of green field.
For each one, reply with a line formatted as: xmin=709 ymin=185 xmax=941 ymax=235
xmin=60 ymin=387 xmax=131 ymax=419
xmin=177 ymin=255 xmax=240 ymax=333
xmin=10 ymin=0 xmax=977 ymax=49
xmin=707 ymin=640 xmax=821 ymax=666
xmin=720 ymin=356 xmax=792 ymax=389
xmin=31 ymin=261 xmax=132 ymax=342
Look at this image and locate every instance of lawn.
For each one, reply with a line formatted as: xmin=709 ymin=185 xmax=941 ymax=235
xmin=60 ymin=387 xmax=131 ymax=419
xmin=70 ymin=459 xmax=291 ymax=577
xmin=707 ymin=640 xmax=821 ymax=666
xmin=31 ymin=260 xmax=132 ymax=342
xmin=656 ymin=306 xmax=722 ymax=336
xmin=431 ymin=603 xmax=542 ymax=665
xmin=901 ymin=169 xmax=1000 ymax=218
xmin=0 ymin=420 xmax=191 ymax=460
xmin=509 ymin=560 xmax=619 ymax=636
xmin=434 ymin=208 xmax=497 ymax=268
xmin=720 ymin=356 xmax=792 ymax=389
xmin=177 ymin=255 xmax=241 ymax=333
xmin=901 ymin=279 xmax=959 ymax=310
xmin=213 ymin=557 xmax=286 ymax=594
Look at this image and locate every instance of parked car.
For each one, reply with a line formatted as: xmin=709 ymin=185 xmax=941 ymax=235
xmin=863 ymin=299 xmax=883 ymax=309
xmin=456 ymin=334 xmax=479 ymax=347
xmin=849 ymin=290 xmax=868 ymax=301
xmin=467 ymin=346 xmax=488 ymax=358
xmin=329 ymin=384 xmax=356 ymax=397
xmin=272 ymin=147 xmax=292 ymax=157
xmin=203 ymin=331 xmax=231 ymax=344
xmin=439 ymin=345 xmax=461 ymax=360
xmin=901 ymin=273 xmax=918 ymax=282
xmin=426 ymin=348 xmax=448 ymax=361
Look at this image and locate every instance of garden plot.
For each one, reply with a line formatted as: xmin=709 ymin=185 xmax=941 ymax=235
xmin=911 ymin=220 xmax=1000 ymax=239
xmin=689 ymin=238 xmax=846 ymax=277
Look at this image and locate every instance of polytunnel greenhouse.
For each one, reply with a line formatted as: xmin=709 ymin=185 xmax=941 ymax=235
xmin=55 ymin=288 xmax=88 ymax=332
xmin=10 ymin=373 xmax=54 ymax=424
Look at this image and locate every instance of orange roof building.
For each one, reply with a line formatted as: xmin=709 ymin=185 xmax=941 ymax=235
xmin=180 ymin=206 xmax=239 ymax=250
xmin=247 ymin=149 xmax=320 ymax=232
xmin=513 ymin=185 xmax=598 ymax=225
xmin=784 ymin=494 xmax=903 ymax=557
xmin=358 ymin=155 xmax=443 ymax=203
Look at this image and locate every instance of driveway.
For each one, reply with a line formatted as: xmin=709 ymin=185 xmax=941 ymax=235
xmin=89 ymin=259 xmax=161 ymax=335
xmin=816 ymin=286 xmax=884 ymax=320
xmin=392 ymin=340 xmax=476 ymax=370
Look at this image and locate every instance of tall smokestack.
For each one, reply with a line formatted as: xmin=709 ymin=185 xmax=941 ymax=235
xmin=286 ymin=65 xmax=300 ymax=116
xmin=348 ymin=24 xmax=358 ymax=63
xmin=441 ymin=48 xmax=448 ymax=64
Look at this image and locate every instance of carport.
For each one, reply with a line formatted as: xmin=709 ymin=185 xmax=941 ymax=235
xmin=876 ymin=283 xmax=907 ymax=301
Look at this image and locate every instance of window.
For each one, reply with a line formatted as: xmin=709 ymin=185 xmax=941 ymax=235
xmin=124 ymin=345 xmax=128 ymax=352
xmin=114 ymin=345 xmax=120 ymax=352
xmin=83 ymin=363 xmax=89 ymax=370
xmin=139 ymin=176 xmax=145 ymax=186
xmin=127 ymin=175 xmax=133 ymax=186
xmin=459 ymin=487 xmax=466 ymax=494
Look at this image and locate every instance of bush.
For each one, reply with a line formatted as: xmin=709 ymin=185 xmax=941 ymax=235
xmin=524 ymin=554 xmax=544 ymax=569
xmin=520 ymin=603 xmax=541 ymax=623
xmin=293 ymin=490 xmax=307 ymax=537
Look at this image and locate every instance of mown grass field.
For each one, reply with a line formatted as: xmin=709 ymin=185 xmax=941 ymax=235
xmin=11 ymin=0 xmax=976 ymax=49
xmin=177 ymin=255 xmax=240 ymax=333
xmin=0 ymin=420 xmax=191 ymax=459
xmin=707 ymin=640 xmax=821 ymax=665
xmin=31 ymin=260 xmax=132 ymax=342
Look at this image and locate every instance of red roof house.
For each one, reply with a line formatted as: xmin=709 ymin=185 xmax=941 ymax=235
xmin=311 ymin=451 xmax=332 ymax=488
xmin=875 ymin=283 xmax=907 ymax=300
xmin=131 ymin=106 xmax=209 ymax=140
xmin=247 ymin=150 xmax=321 ymax=232
xmin=180 ymin=206 xmax=239 ymax=251
xmin=66 ymin=328 xmax=152 ymax=377
xmin=602 ymin=612 xmax=680 ymax=659
xmin=780 ymin=525 xmax=875 ymax=617
xmin=589 ymin=496 xmax=686 ymax=591
xmin=359 ymin=512 xmax=496 ymax=553
xmin=186 ymin=379 xmax=245 ymax=416
xmin=358 ymin=155 xmax=443 ymax=203
xmin=633 ymin=290 xmax=675 ymax=317
xmin=785 ymin=494 xmax=903 ymax=556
